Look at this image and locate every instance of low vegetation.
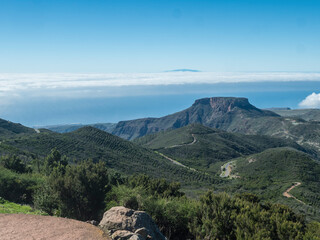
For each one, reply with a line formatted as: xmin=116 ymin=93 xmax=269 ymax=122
xmin=0 ymin=114 xmax=319 ymax=239
xmin=135 ymin=124 xmax=312 ymax=173
xmin=0 ymin=150 xmax=319 ymax=239
xmin=0 ymin=127 xmax=216 ymax=185
xmin=0 ymin=197 xmax=45 ymax=215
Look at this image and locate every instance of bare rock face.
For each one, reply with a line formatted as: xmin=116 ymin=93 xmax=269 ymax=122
xmin=111 ymin=230 xmax=144 ymax=240
xmin=99 ymin=206 xmax=166 ymax=240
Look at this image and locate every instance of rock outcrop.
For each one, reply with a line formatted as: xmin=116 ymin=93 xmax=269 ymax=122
xmin=99 ymin=206 xmax=166 ymax=240
xmin=111 ymin=97 xmax=279 ymax=140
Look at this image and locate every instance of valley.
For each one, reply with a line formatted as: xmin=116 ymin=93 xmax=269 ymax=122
xmin=1 ymin=96 xmax=320 ymax=238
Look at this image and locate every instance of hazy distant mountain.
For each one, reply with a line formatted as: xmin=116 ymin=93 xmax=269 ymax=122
xmin=265 ymin=107 xmax=291 ymax=111
xmin=165 ymin=69 xmax=201 ymax=72
xmin=40 ymin=123 xmax=116 ymax=133
xmin=269 ymin=108 xmax=320 ymax=121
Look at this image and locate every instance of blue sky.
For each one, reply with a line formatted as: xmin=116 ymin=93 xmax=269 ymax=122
xmin=0 ymin=0 xmax=320 ymax=126
xmin=1 ymin=0 xmax=320 ymax=72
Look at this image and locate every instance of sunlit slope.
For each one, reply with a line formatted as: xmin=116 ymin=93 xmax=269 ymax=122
xmin=226 ymin=148 xmax=320 ymax=221
xmin=1 ymin=126 xmax=214 ymax=185
xmin=135 ymin=124 xmax=312 ymax=173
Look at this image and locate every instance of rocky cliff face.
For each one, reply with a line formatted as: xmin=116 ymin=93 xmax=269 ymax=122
xmin=111 ymin=97 xmax=279 ymax=140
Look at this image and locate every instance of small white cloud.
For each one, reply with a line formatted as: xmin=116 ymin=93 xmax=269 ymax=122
xmin=299 ymin=92 xmax=320 ymax=108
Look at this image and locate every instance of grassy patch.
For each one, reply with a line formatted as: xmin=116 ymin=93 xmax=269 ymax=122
xmin=0 ymin=197 xmax=46 ymax=215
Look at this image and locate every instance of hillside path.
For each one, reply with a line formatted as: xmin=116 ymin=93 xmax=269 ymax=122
xmin=156 ymin=152 xmax=197 ymax=172
xmin=157 ymin=152 xmax=189 ymax=168
xmin=0 ymin=214 xmax=110 ymax=240
xmin=220 ymin=161 xmax=233 ymax=178
xmin=283 ymin=182 xmax=305 ymax=204
xmin=166 ymin=134 xmax=197 ymax=148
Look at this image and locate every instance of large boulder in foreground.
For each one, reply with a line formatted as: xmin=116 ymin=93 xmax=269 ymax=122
xmin=99 ymin=206 xmax=166 ymax=240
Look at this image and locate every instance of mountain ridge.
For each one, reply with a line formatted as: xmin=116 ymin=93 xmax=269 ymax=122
xmin=111 ymin=97 xmax=280 ymax=140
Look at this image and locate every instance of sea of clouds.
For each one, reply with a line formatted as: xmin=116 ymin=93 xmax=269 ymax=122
xmin=1 ymin=72 xmax=320 ymax=108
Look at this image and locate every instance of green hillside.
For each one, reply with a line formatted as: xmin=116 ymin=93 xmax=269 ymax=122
xmin=111 ymin=97 xmax=320 ymax=159
xmin=220 ymin=148 xmax=320 ymax=221
xmin=0 ymin=126 xmax=214 ymax=186
xmin=135 ymin=124 xmax=312 ymax=173
xmin=41 ymin=122 xmax=116 ymax=133
xmin=0 ymin=118 xmax=35 ymax=138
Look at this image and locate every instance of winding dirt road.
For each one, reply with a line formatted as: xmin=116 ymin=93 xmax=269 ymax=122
xmin=157 ymin=152 xmax=189 ymax=168
xmin=283 ymin=182 xmax=304 ymax=204
xmin=158 ymin=134 xmax=198 ymax=171
xmin=220 ymin=161 xmax=233 ymax=178
xmin=0 ymin=214 xmax=109 ymax=240
xmin=165 ymin=134 xmax=197 ymax=148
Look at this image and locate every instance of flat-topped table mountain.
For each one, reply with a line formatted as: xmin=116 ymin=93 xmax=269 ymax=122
xmin=112 ymin=97 xmax=279 ymax=140
xmin=111 ymin=97 xmax=320 ymax=156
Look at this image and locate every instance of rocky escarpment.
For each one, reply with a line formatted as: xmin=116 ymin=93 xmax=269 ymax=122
xmin=111 ymin=97 xmax=279 ymax=140
xmin=99 ymin=206 xmax=166 ymax=240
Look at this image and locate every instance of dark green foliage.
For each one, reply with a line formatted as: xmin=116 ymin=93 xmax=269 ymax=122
xmin=304 ymin=222 xmax=320 ymax=240
xmin=105 ymin=183 xmax=194 ymax=240
xmin=0 ymin=155 xmax=30 ymax=173
xmin=0 ymin=166 xmax=43 ymax=203
xmin=223 ymin=148 xmax=320 ymax=222
xmin=43 ymin=148 xmax=68 ymax=175
xmin=106 ymin=183 xmax=320 ymax=240
xmin=33 ymin=181 xmax=58 ymax=215
xmin=128 ymin=174 xmax=184 ymax=198
xmin=0 ymin=118 xmax=35 ymax=138
xmin=3 ymin=126 xmax=216 ymax=185
xmin=190 ymin=191 xmax=306 ymax=240
xmin=35 ymin=160 xmax=110 ymax=220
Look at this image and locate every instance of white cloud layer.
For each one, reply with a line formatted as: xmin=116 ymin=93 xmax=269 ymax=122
xmin=299 ymin=92 xmax=320 ymax=108
xmin=1 ymin=72 xmax=320 ymax=101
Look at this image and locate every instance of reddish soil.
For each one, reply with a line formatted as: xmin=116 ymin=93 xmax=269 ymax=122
xmin=283 ymin=182 xmax=305 ymax=204
xmin=0 ymin=214 xmax=110 ymax=240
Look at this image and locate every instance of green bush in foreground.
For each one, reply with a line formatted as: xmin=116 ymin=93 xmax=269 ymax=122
xmin=0 ymin=166 xmax=43 ymax=203
xmin=34 ymin=159 xmax=110 ymax=221
xmin=107 ymin=183 xmax=320 ymax=240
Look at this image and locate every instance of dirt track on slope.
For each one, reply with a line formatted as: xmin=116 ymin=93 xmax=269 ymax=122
xmin=166 ymin=134 xmax=197 ymax=148
xmin=0 ymin=214 xmax=110 ymax=240
xmin=283 ymin=182 xmax=305 ymax=204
